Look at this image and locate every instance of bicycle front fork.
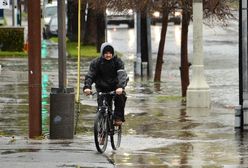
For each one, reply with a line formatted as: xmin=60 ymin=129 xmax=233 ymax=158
xmin=108 ymin=113 xmax=115 ymax=135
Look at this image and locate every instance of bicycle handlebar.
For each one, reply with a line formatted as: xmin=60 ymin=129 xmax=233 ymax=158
xmin=91 ymin=91 xmax=116 ymax=96
xmin=98 ymin=91 xmax=116 ymax=96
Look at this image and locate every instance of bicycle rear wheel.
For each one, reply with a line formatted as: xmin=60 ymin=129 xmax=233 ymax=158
xmin=110 ymin=125 xmax=122 ymax=150
xmin=94 ymin=113 xmax=108 ymax=153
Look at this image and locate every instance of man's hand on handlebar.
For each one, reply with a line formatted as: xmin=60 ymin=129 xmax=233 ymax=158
xmin=84 ymin=88 xmax=92 ymax=95
xmin=116 ymin=88 xmax=123 ymax=95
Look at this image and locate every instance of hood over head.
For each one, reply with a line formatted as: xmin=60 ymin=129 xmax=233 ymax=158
xmin=100 ymin=42 xmax=115 ymax=57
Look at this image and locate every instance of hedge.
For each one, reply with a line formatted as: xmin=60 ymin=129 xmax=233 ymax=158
xmin=0 ymin=27 xmax=24 ymax=51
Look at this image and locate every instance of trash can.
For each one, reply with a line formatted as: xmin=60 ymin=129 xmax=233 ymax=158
xmin=50 ymin=88 xmax=75 ymax=139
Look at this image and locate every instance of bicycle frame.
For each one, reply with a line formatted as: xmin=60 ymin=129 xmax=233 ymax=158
xmin=97 ymin=92 xmax=115 ymax=133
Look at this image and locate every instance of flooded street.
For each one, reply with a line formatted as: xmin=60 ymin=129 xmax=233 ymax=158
xmin=1 ymin=11 xmax=247 ymax=167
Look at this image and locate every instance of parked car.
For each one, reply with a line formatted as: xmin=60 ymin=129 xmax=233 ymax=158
xmin=42 ymin=2 xmax=57 ymax=39
xmin=106 ymin=9 xmax=134 ymax=28
xmin=43 ymin=15 xmax=58 ymax=38
xmin=43 ymin=15 xmax=67 ymax=39
xmin=151 ymin=10 xmax=182 ymax=25
xmin=42 ymin=1 xmax=67 ymax=39
xmin=43 ymin=1 xmax=57 ymax=26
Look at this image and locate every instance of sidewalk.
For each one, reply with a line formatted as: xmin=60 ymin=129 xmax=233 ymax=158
xmin=0 ymin=135 xmax=114 ymax=168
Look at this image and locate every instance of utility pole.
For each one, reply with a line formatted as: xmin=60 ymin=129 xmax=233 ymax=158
xmin=140 ymin=12 xmax=152 ymax=78
xmin=12 ymin=0 xmax=17 ymax=26
xmin=240 ymin=0 xmax=248 ymax=129
xmin=135 ymin=10 xmax=152 ymax=78
xmin=186 ymin=0 xmax=210 ymax=108
xmin=135 ymin=11 xmax=141 ymax=76
xmin=28 ymin=0 xmax=42 ymax=138
xmin=146 ymin=14 xmax=152 ymax=77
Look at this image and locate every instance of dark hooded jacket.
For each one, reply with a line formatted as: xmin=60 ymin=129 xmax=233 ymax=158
xmin=83 ymin=42 xmax=128 ymax=92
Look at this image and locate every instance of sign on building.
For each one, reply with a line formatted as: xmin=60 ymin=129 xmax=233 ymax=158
xmin=0 ymin=0 xmax=10 ymax=9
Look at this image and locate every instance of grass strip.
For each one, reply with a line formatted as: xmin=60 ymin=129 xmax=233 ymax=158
xmin=0 ymin=51 xmax=27 ymax=57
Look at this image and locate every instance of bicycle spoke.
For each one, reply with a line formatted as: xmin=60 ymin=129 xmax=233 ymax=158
xmin=110 ymin=124 xmax=122 ymax=150
xmin=94 ymin=113 xmax=108 ymax=153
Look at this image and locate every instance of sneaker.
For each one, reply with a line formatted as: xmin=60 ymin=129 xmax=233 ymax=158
xmin=114 ymin=119 xmax=122 ymax=126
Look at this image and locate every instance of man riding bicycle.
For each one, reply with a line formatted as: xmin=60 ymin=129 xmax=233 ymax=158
xmin=83 ymin=42 xmax=128 ymax=125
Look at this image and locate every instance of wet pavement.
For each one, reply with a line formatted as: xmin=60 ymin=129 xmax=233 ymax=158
xmin=1 ymin=9 xmax=248 ymax=167
xmin=0 ymin=136 xmax=113 ymax=168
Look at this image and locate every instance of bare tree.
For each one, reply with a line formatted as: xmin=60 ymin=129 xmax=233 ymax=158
xmin=83 ymin=1 xmax=106 ymax=51
xmin=180 ymin=0 xmax=192 ymax=97
xmin=83 ymin=6 xmax=98 ymax=45
xmin=154 ymin=8 xmax=169 ymax=82
xmin=154 ymin=0 xmax=179 ymax=82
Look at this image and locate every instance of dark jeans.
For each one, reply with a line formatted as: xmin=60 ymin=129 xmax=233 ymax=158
xmin=97 ymin=92 xmax=127 ymax=122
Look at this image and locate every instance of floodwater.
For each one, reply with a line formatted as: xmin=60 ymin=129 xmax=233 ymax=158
xmin=1 ymin=11 xmax=247 ymax=167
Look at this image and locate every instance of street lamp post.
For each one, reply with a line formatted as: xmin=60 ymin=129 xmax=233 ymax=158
xmin=241 ymin=0 xmax=248 ymax=129
xmin=49 ymin=0 xmax=75 ymax=139
xmin=186 ymin=0 xmax=210 ymax=108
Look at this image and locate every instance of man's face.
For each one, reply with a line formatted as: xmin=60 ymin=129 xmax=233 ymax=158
xmin=103 ymin=51 xmax=113 ymax=60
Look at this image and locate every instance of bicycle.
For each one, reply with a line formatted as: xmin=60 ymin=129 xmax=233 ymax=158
xmin=93 ymin=91 xmax=122 ymax=153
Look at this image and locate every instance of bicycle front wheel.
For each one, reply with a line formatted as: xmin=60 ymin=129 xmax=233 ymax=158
xmin=94 ymin=112 xmax=108 ymax=153
xmin=110 ymin=125 xmax=122 ymax=150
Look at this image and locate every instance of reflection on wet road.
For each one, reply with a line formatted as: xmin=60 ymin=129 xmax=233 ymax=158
xmin=106 ymin=104 xmax=240 ymax=167
xmin=0 ymin=12 xmax=246 ymax=167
